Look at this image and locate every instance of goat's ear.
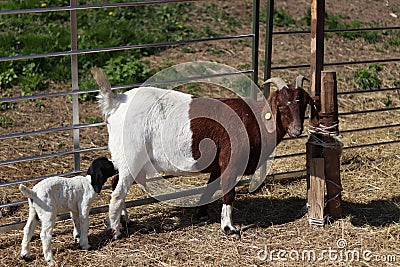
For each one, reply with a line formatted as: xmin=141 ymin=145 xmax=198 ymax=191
xmin=91 ymin=172 xmax=104 ymax=194
xmin=265 ymin=92 xmax=278 ymax=133
xmin=306 ymin=94 xmax=319 ymax=124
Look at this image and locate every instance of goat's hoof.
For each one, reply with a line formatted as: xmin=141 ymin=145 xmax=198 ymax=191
xmin=80 ymin=245 xmax=91 ymax=251
xmin=74 ymin=235 xmax=80 ymax=243
xmin=112 ymin=235 xmax=121 ymax=241
xmin=196 ymin=211 xmax=209 ymax=221
xmin=112 ymin=232 xmax=122 ymax=241
xmin=46 ymin=259 xmax=56 ymax=266
xmin=121 ymin=219 xmax=134 ymax=228
xmin=224 ymin=227 xmax=241 ymax=239
xmin=21 ymin=255 xmax=32 ymax=262
xmin=196 ymin=206 xmax=209 ymax=221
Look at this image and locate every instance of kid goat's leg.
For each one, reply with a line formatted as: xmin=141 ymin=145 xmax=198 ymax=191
xmin=40 ymin=216 xmax=56 ymax=266
xmin=21 ymin=206 xmax=38 ymax=260
xmin=71 ymin=211 xmax=81 ymax=243
xmin=78 ymin=210 xmax=91 ymax=250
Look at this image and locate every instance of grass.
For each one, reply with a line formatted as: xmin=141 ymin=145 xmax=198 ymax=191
xmin=0 ymin=1 xmax=244 ymax=100
xmin=352 ymin=64 xmax=382 ymax=90
xmin=0 ymin=1 xmax=193 ymax=95
xmin=0 ymin=115 xmax=13 ymax=128
xmin=260 ymin=7 xmax=297 ymax=27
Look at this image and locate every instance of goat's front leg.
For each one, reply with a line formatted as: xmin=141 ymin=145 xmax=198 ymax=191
xmin=220 ymin=168 xmax=240 ymax=237
xmin=221 ymin=189 xmax=239 ymax=237
xmin=78 ymin=213 xmax=91 ymax=250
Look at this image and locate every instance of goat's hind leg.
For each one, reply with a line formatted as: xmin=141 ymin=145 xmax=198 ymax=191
xmin=109 ymin=170 xmax=139 ymax=240
xmin=111 ymin=175 xmax=132 ymax=228
xmin=40 ymin=216 xmax=56 ymax=266
xmin=197 ymin=170 xmax=221 ymax=220
xmin=71 ymin=211 xmax=81 ymax=243
xmin=21 ymin=205 xmax=38 ymax=261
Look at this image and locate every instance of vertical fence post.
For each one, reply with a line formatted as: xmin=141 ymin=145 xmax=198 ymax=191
xmin=260 ymin=0 xmax=274 ymax=183
xmin=320 ymin=71 xmax=343 ymax=219
xmin=307 ymin=0 xmax=325 ymax=225
xmin=263 ymin=0 xmax=274 ymax=97
xmin=251 ymin=0 xmax=260 ymax=100
xmin=309 ymin=0 xmax=324 ymax=97
xmin=70 ymin=0 xmax=80 ymax=171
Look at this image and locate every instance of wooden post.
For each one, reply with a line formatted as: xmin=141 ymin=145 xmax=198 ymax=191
xmin=307 ymin=0 xmax=325 ymax=173
xmin=309 ymin=0 xmax=325 ymax=97
xmin=308 ymin=158 xmax=325 ymax=225
xmin=307 ymin=0 xmax=325 ymax=225
xmin=321 ymin=71 xmax=343 ymax=219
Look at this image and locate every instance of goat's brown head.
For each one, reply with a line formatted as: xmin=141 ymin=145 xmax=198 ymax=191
xmin=263 ymin=76 xmax=312 ymax=138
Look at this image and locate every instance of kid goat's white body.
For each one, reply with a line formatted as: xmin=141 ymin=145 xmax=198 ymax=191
xmin=20 ymin=175 xmax=97 ymax=266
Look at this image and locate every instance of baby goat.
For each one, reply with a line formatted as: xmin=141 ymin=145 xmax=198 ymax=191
xmin=19 ymin=157 xmax=116 ymax=266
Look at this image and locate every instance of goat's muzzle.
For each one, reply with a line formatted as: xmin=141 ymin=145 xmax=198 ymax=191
xmin=288 ymin=125 xmax=303 ymax=138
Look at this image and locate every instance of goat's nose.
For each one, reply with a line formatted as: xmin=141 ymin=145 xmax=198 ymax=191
xmin=291 ymin=125 xmax=302 ymax=136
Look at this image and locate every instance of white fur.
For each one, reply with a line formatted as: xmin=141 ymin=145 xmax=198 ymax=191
xmin=105 ymin=87 xmax=200 ymax=238
xmin=221 ymin=204 xmax=236 ymax=233
xmin=20 ymin=175 xmax=97 ymax=266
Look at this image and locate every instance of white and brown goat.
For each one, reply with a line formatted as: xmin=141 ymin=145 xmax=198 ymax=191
xmin=91 ymin=67 xmax=312 ymax=238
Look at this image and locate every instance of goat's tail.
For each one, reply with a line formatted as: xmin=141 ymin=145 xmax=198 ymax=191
xmin=19 ymin=184 xmax=35 ymax=199
xmin=91 ymin=67 xmax=119 ymax=116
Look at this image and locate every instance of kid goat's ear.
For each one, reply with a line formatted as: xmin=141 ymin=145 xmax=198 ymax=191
xmin=91 ymin=172 xmax=104 ymax=194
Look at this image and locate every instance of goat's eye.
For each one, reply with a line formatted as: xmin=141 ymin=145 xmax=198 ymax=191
xmin=264 ymin=113 xmax=272 ymax=120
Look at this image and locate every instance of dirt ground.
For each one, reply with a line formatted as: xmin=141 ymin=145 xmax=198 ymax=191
xmin=0 ymin=0 xmax=399 ymax=266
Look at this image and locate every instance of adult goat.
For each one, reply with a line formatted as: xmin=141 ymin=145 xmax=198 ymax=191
xmin=91 ymin=67 xmax=312 ymax=238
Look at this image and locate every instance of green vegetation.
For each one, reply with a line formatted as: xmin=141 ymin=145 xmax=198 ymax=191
xmin=303 ymin=10 xmax=381 ymax=43
xmin=0 ymin=90 xmax=15 ymax=111
xmin=272 ymin=8 xmax=296 ymax=27
xmin=84 ymin=116 xmax=102 ymax=124
xmin=260 ymin=7 xmax=297 ymax=27
xmin=0 ymin=1 xmax=242 ymax=99
xmin=382 ymin=95 xmax=393 ymax=107
xmin=353 ymin=64 xmax=382 ymax=90
xmin=261 ymin=7 xmax=397 ymax=47
xmin=0 ymin=0 xmax=193 ymax=96
xmin=0 ymin=115 xmax=13 ymax=128
xmin=185 ymin=83 xmax=202 ymax=96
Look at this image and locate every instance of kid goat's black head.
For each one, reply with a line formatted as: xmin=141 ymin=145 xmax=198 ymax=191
xmin=87 ymin=157 xmax=117 ymax=193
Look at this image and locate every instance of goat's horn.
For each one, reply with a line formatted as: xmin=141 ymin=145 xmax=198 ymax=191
xmin=262 ymin=77 xmax=288 ymax=90
xmin=295 ymin=75 xmax=309 ymax=89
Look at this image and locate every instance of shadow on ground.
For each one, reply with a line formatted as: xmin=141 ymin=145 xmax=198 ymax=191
xmin=87 ymin=194 xmax=400 ymax=250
